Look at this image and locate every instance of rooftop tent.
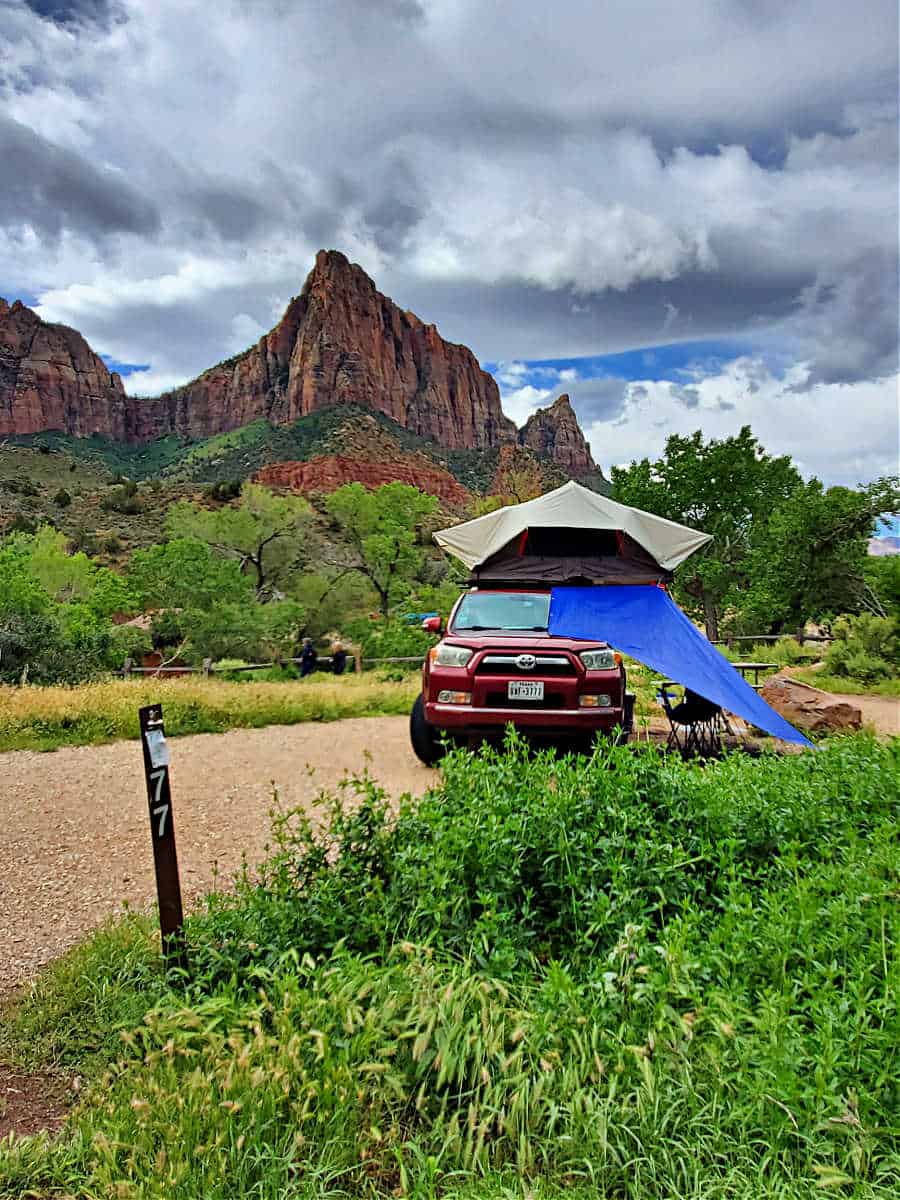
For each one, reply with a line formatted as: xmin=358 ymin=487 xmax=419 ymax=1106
xmin=433 ymin=480 xmax=713 ymax=584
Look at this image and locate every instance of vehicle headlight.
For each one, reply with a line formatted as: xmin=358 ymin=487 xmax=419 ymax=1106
xmin=579 ymin=648 xmax=616 ymax=671
xmin=434 ymin=643 xmax=474 ymax=668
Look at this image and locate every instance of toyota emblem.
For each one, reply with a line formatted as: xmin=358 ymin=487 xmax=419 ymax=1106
xmin=516 ymin=654 xmax=537 ymax=671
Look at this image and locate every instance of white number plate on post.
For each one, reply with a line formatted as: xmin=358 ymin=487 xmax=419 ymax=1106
xmin=508 ymin=680 xmax=544 ymax=701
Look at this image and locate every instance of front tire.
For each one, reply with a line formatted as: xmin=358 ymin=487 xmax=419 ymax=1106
xmin=410 ymin=694 xmax=446 ymax=766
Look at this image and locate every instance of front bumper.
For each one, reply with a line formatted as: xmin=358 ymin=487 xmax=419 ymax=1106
xmin=426 ymin=700 xmax=624 ymax=732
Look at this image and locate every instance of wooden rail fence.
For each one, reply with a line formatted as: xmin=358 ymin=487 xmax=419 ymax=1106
xmin=118 ymin=633 xmax=834 ymax=679
xmin=119 ymin=654 xmax=424 ymax=677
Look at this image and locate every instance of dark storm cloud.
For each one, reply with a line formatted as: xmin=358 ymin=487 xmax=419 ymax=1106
xmin=359 ymin=154 xmax=427 ymax=254
xmin=564 ymin=378 xmax=629 ymax=425
xmin=793 ymin=248 xmax=900 ymax=388
xmin=0 ymin=114 xmax=159 ymax=238
xmin=3 ymin=0 xmax=896 ymax=453
xmin=20 ymin=0 xmax=113 ymax=25
xmin=188 ymin=187 xmax=268 ymax=243
xmin=390 ymin=269 xmax=811 ymax=364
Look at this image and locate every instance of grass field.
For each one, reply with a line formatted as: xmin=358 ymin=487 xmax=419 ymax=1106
xmin=0 ymin=675 xmax=420 ymax=752
xmin=1 ymin=733 xmax=897 ymax=1198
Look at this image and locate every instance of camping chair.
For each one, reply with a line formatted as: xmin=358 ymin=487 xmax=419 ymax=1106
xmin=656 ymin=684 xmax=731 ymax=758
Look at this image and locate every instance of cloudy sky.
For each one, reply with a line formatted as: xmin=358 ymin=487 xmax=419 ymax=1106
xmin=2 ymin=0 xmax=898 ymax=487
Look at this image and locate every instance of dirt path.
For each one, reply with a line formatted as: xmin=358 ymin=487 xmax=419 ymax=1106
xmin=834 ymin=692 xmax=899 ymax=735
xmin=0 ymin=717 xmax=431 ymax=994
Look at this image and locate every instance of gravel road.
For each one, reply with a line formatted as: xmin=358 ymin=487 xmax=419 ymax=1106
xmin=0 ymin=717 xmax=431 ymax=994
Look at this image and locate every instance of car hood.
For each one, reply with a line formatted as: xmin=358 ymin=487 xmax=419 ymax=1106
xmin=444 ymin=632 xmax=608 ymax=652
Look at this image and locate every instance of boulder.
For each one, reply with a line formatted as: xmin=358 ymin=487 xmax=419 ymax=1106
xmin=759 ymin=672 xmax=862 ymax=733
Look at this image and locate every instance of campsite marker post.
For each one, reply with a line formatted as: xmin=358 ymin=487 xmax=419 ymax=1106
xmin=138 ymin=704 xmax=187 ymax=973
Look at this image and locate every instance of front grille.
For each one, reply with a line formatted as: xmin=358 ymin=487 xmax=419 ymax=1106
xmin=475 ymin=654 xmax=577 ymax=677
xmin=484 ymin=691 xmax=566 ymax=709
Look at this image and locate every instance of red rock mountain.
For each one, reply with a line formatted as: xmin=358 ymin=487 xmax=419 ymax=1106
xmin=1 ymin=251 xmax=599 ymax=477
xmin=0 ymin=298 xmax=129 ymax=439
xmin=518 ymin=394 xmax=595 ymax=476
xmin=256 ymin=455 xmax=472 ymax=509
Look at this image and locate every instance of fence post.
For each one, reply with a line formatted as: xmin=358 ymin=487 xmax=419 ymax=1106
xmin=202 ymin=657 xmax=212 ymax=678
xmin=138 ymin=704 xmax=187 ymax=974
xmin=123 ymin=657 xmax=132 ymax=677
xmin=354 ymin=650 xmax=362 ymax=674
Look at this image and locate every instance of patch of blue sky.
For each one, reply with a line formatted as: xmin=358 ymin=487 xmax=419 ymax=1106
xmin=485 ymin=337 xmax=794 ymax=387
xmin=2 ymin=287 xmax=40 ymax=308
xmin=100 ymin=353 xmax=150 ymax=377
xmin=875 ymin=515 xmax=900 ymax=537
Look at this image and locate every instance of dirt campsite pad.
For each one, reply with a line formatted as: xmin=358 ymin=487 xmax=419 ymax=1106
xmin=0 ymin=716 xmax=431 ymax=995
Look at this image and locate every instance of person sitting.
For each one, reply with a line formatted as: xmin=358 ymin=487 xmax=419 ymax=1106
xmin=331 ymin=642 xmax=347 ymax=675
xmin=299 ymin=637 xmax=318 ymax=677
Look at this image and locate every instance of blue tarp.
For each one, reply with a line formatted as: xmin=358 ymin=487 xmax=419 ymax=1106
xmin=548 ymin=585 xmax=813 ymax=748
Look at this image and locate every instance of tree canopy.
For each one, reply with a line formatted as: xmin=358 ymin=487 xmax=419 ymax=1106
xmin=166 ymin=483 xmax=311 ymax=598
xmin=612 ymin=426 xmax=899 ymax=637
xmin=324 ymin=482 xmax=439 ymax=618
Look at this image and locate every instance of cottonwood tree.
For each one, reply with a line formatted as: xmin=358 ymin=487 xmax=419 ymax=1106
xmin=128 ymin=538 xmax=253 ymax=611
xmin=166 ymin=483 xmax=311 ymax=598
xmin=323 ymin=482 xmax=438 ymax=618
xmin=743 ymin=476 xmax=900 ymax=630
xmin=612 ymin=427 xmax=800 ymax=639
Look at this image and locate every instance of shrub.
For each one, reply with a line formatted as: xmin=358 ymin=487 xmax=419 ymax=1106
xmin=52 ymin=487 xmax=71 ymax=507
xmin=824 ymin=613 xmax=899 ymax=680
xmin=101 ymin=486 xmax=142 ymax=515
xmin=187 ymin=732 xmax=900 ymax=983
xmin=344 ymin=615 xmax=434 ymax=662
xmin=3 ymin=736 xmax=897 ymax=1197
xmin=204 ymin=479 xmax=242 ymax=502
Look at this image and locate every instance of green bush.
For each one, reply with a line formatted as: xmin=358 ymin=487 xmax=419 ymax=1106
xmin=188 ymin=733 xmax=900 ymax=982
xmin=344 ymin=615 xmax=434 ymax=661
xmin=101 ymin=482 xmax=141 ymax=514
xmin=824 ymin=613 xmax=899 ymax=681
xmin=2 ymin=736 xmax=898 ymax=1198
xmin=52 ymin=487 xmax=71 ymax=507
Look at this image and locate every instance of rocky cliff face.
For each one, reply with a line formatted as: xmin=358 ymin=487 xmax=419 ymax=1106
xmin=1 ymin=254 xmax=601 ymax=484
xmin=518 ymin=394 xmax=596 ymax=476
xmin=1 ymin=251 xmax=518 ymax=450
xmin=0 ymin=299 xmax=129 ymax=439
xmin=152 ymin=250 xmax=517 ymax=449
xmin=256 ymin=454 xmax=472 ymax=509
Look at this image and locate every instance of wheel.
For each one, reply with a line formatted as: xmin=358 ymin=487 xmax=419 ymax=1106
xmin=410 ymin=694 xmax=446 ymax=766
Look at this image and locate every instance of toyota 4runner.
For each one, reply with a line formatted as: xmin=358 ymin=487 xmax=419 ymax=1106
xmin=410 ymin=588 xmax=633 ymax=764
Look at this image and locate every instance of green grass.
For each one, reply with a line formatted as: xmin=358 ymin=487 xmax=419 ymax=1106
xmin=1 ymin=734 xmax=897 ymax=1197
xmin=791 ymin=669 xmax=900 ymax=697
xmin=6 ymin=431 xmax=195 ymax=479
xmin=0 ymin=675 xmax=419 ymax=752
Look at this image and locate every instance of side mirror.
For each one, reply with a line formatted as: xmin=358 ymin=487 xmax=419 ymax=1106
xmin=422 ymin=615 xmax=442 ymax=634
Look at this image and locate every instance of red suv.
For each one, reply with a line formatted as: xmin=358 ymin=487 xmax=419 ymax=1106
xmin=410 ymin=588 xmax=632 ymax=764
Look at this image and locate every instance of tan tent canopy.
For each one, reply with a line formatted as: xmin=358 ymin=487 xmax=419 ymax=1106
xmin=434 ymin=480 xmax=711 ymax=584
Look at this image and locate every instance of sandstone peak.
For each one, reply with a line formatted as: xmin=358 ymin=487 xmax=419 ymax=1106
xmin=0 ymin=254 xmax=600 ymax=489
xmin=518 ymin=393 xmax=597 ymax=477
xmin=1 ymin=297 xmax=127 ymax=439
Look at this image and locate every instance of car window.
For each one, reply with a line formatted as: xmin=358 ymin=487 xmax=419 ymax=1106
xmin=452 ymin=592 xmax=551 ymax=631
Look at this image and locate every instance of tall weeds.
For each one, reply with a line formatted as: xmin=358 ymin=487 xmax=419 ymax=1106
xmin=0 ymin=675 xmax=418 ymax=751
xmin=1 ymin=734 xmax=897 ymax=1198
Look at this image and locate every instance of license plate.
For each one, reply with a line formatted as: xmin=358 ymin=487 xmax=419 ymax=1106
xmin=508 ymin=680 xmax=544 ymax=701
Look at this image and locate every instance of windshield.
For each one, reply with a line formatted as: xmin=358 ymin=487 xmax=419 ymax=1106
xmin=452 ymin=591 xmax=551 ymax=632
